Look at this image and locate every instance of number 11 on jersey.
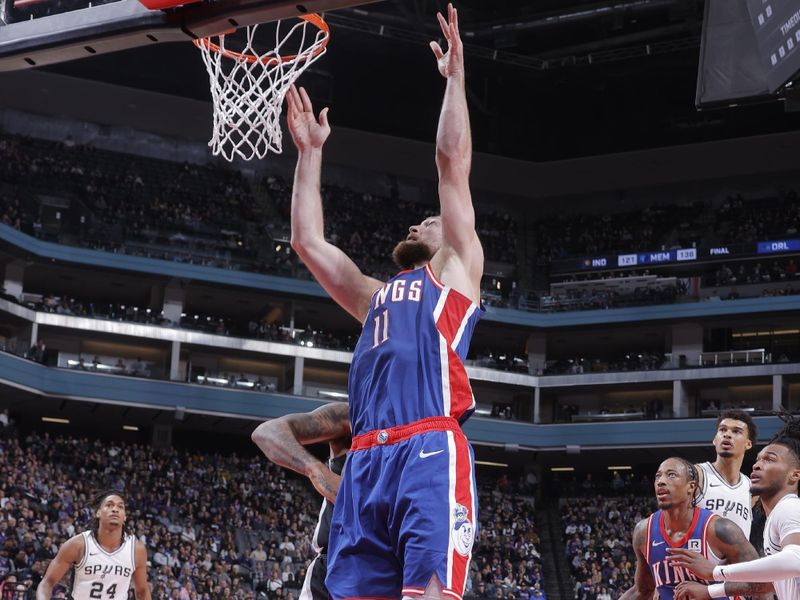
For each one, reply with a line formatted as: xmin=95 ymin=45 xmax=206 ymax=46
xmin=372 ymin=310 xmax=389 ymax=348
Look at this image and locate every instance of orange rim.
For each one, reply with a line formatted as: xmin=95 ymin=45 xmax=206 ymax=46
xmin=192 ymin=13 xmax=329 ymax=65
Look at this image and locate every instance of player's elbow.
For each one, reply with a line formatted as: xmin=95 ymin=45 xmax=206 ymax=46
xmin=289 ymin=235 xmax=306 ymax=254
xmin=250 ymin=424 xmax=269 ymax=446
xmin=435 ymin=147 xmax=470 ymax=174
xmin=289 ymin=234 xmax=322 ymax=261
xmin=251 ymin=423 xmax=277 ymax=452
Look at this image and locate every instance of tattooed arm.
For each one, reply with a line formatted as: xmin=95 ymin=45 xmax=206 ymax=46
xmin=670 ymin=517 xmax=774 ymax=599
xmin=619 ymin=519 xmax=657 ymax=600
xmin=252 ymin=403 xmax=351 ymax=503
xmin=712 ymin=518 xmax=774 ymax=598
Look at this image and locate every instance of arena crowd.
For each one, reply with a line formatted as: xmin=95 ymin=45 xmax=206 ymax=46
xmin=0 ymin=419 xmax=544 ymax=599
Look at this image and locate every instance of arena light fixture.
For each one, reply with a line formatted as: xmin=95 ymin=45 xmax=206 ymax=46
xmin=123 ymin=425 xmax=139 ymax=431
xmin=475 ymin=460 xmax=509 ymax=468
xmin=550 ymin=467 xmax=575 ymax=472
xmin=607 ymin=465 xmax=632 ymax=470
xmin=41 ymin=417 xmax=70 ymax=424
xmin=318 ymin=390 xmax=348 ymax=400
xmin=733 ymin=329 xmax=800 ymax=338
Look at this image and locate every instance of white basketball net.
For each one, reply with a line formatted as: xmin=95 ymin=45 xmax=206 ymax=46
xmin=195 ymin=17 xmax=329 ymax=162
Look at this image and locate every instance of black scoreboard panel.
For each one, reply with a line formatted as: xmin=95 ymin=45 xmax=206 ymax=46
xmin=747 ymin=0 xmax=800 ymax=92
xmin=696 ymin=0 xmax=800 ymax=108
xmin=696 ymin=0 xmax=771 ymax=107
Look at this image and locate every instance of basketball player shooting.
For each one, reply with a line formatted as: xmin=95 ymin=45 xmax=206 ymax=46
xmin=36 ymin=490 xmax=150 ymax=600
xmin=286 ymin=4 xmax=483 ymax=600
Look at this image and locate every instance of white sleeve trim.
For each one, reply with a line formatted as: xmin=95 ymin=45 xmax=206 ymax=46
xmin=712 ymin=545 xmax=800 ymax=582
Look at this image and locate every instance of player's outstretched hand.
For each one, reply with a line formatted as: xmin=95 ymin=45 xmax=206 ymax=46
xmin=674 ymin=581 xmax=711 ymax=600
xmin=430 ymin=3 xmax=464 ymax=79
xmin=666 ymin=548 xmax=715 ymax=581
xmin=286 ymin=85 xmax=330 ymax=152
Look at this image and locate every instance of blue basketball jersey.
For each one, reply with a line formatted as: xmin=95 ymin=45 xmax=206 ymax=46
xmin=646 ymin=507 xmax=722 ymax=600
xmin=348 ymin=264 xmax=484 ymax=436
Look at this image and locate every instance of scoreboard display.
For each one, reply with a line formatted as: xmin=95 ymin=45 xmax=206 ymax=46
xmin=747 ymin=0 xmax=800 ymax=92
xmin=696 ymin=0 xmax=800 ymax=107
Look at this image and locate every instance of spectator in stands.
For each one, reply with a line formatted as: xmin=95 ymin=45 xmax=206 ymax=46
xmin=0 ymin=426 xmax=545 ymax=600
xmin=561 ymin=492 xmax=655 ymax=598
xmin=26 ymin=340 xmax=45 ymax=364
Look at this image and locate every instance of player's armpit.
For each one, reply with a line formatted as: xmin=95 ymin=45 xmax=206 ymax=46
xmin=291 ymin=237 xmax=383 ymax=323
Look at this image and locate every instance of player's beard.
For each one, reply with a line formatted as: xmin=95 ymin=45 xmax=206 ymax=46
xmin=749 ymin=478 xmax=778 ymax=497
xmin=392 ymin=240 xmax=434 ymax=270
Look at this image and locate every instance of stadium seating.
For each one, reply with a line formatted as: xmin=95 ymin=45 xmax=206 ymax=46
xmin=0 ymin=422 xmax=543 ymax=599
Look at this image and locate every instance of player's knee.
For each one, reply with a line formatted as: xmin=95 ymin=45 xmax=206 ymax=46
xmin=415 ymin=575 xmax=447 ymax=600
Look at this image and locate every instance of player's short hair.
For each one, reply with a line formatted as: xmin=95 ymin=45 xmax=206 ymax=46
xmin=717 ymin=409 xmax=757 ymax=445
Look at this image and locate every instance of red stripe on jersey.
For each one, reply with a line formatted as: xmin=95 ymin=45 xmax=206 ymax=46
xmin=660 ymin=507 xmax=700 ymax=548
xmin=435 ymin=292 xmax=475 ymax=421
xmin=424 ymin=264 xmax=444 ymax=289
xmin=701 ymin=515 xmax=714 ymax=559
xmin=645 ymin=515 xmax=653 ymax=563
xmin=448 ymin=431 xmax=475 ymax=598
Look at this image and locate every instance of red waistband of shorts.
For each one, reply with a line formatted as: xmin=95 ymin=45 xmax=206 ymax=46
xmin=350 ymin=416 xmax=461 ymax=451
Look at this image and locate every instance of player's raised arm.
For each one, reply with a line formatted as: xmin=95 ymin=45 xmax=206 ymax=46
xmin=36 ymin=535 xmax=84 ymax=600
xmin=429 ymin=3 xmax=483 ymax=301
xmin=286 ymin=85 xmax=383 ymax=322
xmin=251 ymin=403 xmax=351 ymax=503
xmin=619 ymin=519 xmax=656 ymax=600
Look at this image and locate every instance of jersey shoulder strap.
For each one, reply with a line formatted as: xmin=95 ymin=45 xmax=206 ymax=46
xmin=76 ymin=531 xmax=92 ymax=569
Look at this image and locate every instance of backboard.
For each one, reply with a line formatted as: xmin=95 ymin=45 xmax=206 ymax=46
xmin=0 ymin=0 xmax=375 ymax=72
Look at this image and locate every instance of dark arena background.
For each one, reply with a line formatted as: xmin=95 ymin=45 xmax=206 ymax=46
xmin=0 ymin=0 xmax=799 ymax=598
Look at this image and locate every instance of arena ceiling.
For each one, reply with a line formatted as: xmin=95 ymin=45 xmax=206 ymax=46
xmin=38 ymin=0 xmax=800 ymax=162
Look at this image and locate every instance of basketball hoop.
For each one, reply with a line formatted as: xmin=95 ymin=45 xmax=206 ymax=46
xmin=193 ymin=14 xmax=329 ymax=162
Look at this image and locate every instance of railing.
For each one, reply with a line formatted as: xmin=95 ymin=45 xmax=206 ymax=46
xmin=699 ymin=348 xmax=767 ymax=366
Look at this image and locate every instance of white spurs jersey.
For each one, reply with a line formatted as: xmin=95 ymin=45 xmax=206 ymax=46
xmin=72 ymin=531 xmax=136 ymax=600
xmin=763 ymin=493 xmax=800 ymax=600
xmin=696 ymin=461 xmax=752 ymax=538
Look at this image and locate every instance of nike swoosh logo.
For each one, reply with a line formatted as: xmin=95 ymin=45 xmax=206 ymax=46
xmin=89 ymin=552 xmax=100 ymax=556
xmin=419 ymin=449 xmax=445 ymax=459
xmin=709 ymin=483 xmax=721 ymax=487
xmin=652 ymin=541 xmax=665 ymax=547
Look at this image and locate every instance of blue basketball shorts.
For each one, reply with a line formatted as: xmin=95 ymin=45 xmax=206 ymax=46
xmin=326 ymin=416 xmax=478 ymax=600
